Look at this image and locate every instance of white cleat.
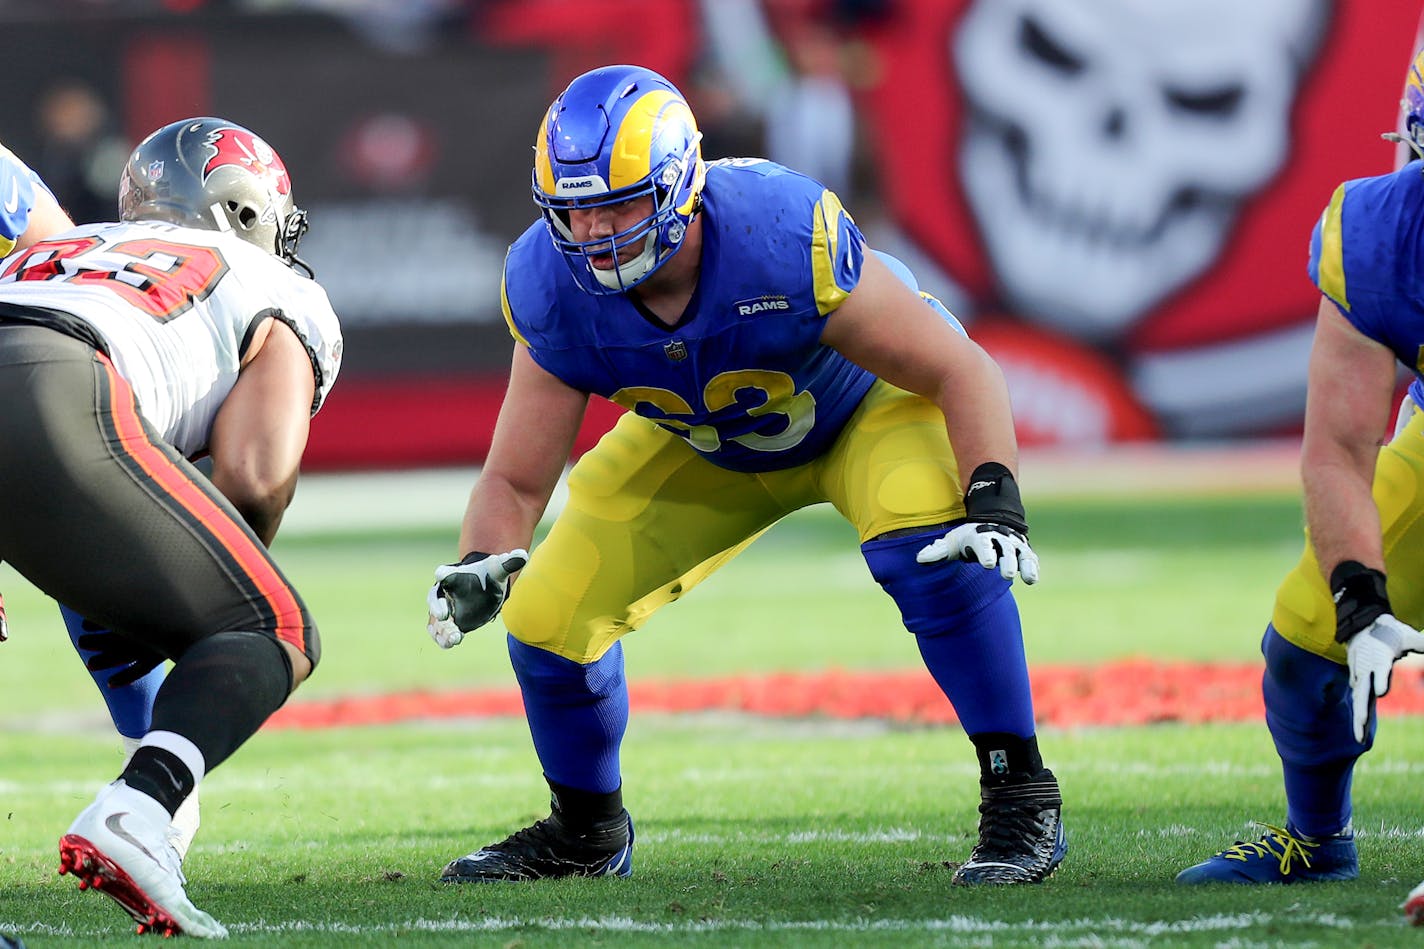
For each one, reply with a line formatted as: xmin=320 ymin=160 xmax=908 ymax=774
xmin=58 ymin=781 xmax=227 ymax=939
xmin=1404 ymin=879 xmax=1424 ymax=926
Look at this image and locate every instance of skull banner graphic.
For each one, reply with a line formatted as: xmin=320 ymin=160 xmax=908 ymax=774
xmin=859 ymin=0 xmax=1417 ymax=443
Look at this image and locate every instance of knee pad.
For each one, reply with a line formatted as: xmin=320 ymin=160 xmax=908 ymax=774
xmin=863 ymin=527 xmax=1033 ymax=737
xmin=861 ymin=529 xmax=1014 ymax=638
xmin=149 ymin=629 xmax=293 ymax=773
xmin=1262 ymin=624 xmax=1362 ymax=760
xmin=508 ymin=635 xmax=626 ymax=700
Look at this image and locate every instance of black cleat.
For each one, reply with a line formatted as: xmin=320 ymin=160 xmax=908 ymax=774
xmin=953 ymin=767 xmax=1066 ymax=885
xmin=441 ymin=807 xmax=634 ymax=883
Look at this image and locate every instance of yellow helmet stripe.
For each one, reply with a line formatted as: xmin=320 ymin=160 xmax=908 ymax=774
xmin=608 ymin=91 xmax=695 ymax=191
xmin=533 ymin=105 xmax=558 ymax=195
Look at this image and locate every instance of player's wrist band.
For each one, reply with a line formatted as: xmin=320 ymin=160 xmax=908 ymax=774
xmin=1330 ymin=560 xmax=1391 ymax=643
xmin=963 ymin=462 xmax=1028 ymax=535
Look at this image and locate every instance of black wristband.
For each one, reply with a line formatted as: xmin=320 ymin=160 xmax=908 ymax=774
xmin=1329 ymin=560 xmax=1391 ymax=644
xmin=963 ymin=462 xmax=1029 ymax=535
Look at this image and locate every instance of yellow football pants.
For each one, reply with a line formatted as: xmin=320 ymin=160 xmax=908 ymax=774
xmin=502 ymin=380 xmax=966 ymax=663
xmin=1272 ymin=400 xmax=1424 ymax=664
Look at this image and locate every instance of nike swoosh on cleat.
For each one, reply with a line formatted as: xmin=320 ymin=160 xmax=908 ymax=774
xmin=3 ymin=178 xmax=17 ymax=216
xmin=104 ymin=813 xmax=161 ymax=864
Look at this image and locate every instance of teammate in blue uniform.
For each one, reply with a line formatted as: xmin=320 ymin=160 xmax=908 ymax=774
xmin=1177 ymin=52 xmax=1424 ymax=891
xmin=426 ymin=64 xmax=1066 ymax=886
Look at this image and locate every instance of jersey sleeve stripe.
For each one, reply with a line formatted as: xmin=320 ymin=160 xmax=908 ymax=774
xmin=1317 ymin=183 xmax=1349 ymax=311
xmin=810 ymin=190 xmax=855 ymax=316
xmin=500 ymin=271 xmax=529 ymax=346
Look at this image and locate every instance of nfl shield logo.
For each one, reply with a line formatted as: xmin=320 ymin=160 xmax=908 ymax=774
xmin=664 ymin=340 xmax=688 ymax=362
xmin=146 ymin=160 xmax=165 ymax=182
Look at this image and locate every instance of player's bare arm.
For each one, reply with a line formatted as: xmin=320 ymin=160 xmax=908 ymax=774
xmin=1299 ymin=297 xmax=1397 ymax=578
xmin=208 ymin=317 xmax=315 ymax=548
xmin=458 ymin=342 xmax=589 ymax=557
xmin=821 ymin=249 xmax=1035 ymax=583
xmin=820 ymin=249 xmax=1019 ymax=478
xmin=426 ymin=344 xmax=588 ymax=650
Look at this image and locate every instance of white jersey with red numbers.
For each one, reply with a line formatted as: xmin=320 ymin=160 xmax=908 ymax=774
xmin=0 ymin=220 xmax=342 ymax=458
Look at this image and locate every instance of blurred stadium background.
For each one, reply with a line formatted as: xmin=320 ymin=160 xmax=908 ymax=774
xmin=2 ymin=0 xmax=1420 ymax=474
xmin=12 ymin=6 xmax=1424 ymax=941
xmin=1 ymin=0 xmax=1421 ymax=722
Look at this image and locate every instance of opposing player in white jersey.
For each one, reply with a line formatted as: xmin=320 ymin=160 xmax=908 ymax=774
xmin=0 ymin=116 xmax=342 ymax=938
xmin=0 ymin=137 xmax=207 ymax=861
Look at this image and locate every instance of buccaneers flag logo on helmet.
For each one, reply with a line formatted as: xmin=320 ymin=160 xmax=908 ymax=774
xmin=201 ymin=127 xmax=291 ymax=197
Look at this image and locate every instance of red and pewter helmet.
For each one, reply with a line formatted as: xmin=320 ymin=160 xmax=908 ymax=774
xmin=118 ymin=116 xmax=310 ymax=271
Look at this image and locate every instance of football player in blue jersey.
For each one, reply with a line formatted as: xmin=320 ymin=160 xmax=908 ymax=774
xmin=1178 ymin=50 xmax=1424 ymax=892
xmin=425 ymin=63 xmax=1065 ymax=886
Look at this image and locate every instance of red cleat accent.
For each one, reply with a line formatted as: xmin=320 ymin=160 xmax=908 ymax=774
xmin=59 ymin=834 xmax=183 ymax=938
xmin=1404 ymin=887 xmax=1424 ymax=926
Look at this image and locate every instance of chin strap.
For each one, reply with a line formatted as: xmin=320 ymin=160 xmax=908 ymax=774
xmin=1381 ymin=100 xmax=1424 ymax=163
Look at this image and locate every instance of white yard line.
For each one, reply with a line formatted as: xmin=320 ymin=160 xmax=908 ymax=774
xmin=3 ymin=909 xmax=1355 ymax=943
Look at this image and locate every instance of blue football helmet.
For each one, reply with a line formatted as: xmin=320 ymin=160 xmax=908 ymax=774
xmin=532 ymin=64 xmax=705 ymax=294
xmin=1388 ymin=48 xmax=1424 ymax=161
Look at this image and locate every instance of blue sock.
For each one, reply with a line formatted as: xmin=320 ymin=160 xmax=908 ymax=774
xmin=1261 ymin=624 xmax=1357 ymax=837
xmin=507 ymin=635 xmax=627 ymax=794
xmin=61 ymin=603 xmax=163 ymax=740
xmin=862 ymin=531 xmax=1036 ymax=737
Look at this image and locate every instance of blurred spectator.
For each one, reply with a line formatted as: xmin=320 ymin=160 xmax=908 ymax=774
xmin=686 ymin=57 xmax=766 ymax=162
xmin=699 ymin=0 xmax=885 ymax=204
xmin=764 ymin=21 xmax=856 ymax=199
xmin=33 ymin=79 xmax=131 ymax=225
xmin=241 ymin=0 xmax=470 ymax=53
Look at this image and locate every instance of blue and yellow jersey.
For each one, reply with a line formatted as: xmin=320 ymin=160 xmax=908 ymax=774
xmin=0 ymin=144 xmax=41 ymax=256
xmin=1309 ymin=161 xmax=1424 ymax=403
xmin=502 ymin=158 xmax=877 ymax=472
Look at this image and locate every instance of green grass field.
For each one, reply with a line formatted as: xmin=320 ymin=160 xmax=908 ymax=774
xmin=6 ymin=476 xmax=1424 ymax=946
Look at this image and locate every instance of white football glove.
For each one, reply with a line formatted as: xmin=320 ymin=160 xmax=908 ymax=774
xmin=916 ymin=522 xmax=1040 ymax=584
xmin=425 ymin=548 xmax=529 ymax=649
xmin=1346 ymin=613 xmax=1424 ymax=743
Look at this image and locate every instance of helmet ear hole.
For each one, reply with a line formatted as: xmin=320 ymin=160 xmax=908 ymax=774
xmin=236 ymin=205 xmax=258 ymax=229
